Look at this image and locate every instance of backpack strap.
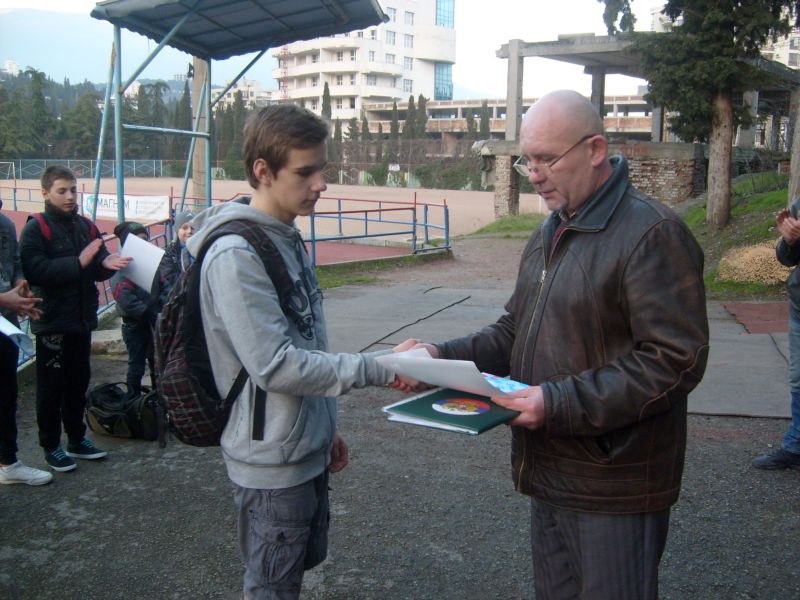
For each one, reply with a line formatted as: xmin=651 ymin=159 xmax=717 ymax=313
xmin=194 ymin=219 xmax=306 ymax=442
xmin=31 ymin=212 xmax=100 ymax=243
xmin=31 ymin=213 xmax=52 ymax=242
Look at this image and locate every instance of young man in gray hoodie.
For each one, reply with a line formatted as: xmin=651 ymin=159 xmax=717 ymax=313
xmin=187 ymin=104 xmax=398 ymax=600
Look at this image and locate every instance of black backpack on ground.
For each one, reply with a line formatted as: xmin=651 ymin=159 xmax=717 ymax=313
xmin=86 ymin=383 xmax=165 ymax=445
xmin=154 ymin=219 xmax=302 ymax=447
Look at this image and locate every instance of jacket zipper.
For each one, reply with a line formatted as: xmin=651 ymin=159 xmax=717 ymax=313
xmin=515 ymin=235 xmax=551 ymax=490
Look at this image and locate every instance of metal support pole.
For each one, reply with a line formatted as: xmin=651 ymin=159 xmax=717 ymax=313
xmin=113 ymin=25 xmax=125 ymax=223
xmin=205 ymin=62 xmax=212 ymax=206
xmin=181 ymin=82 xmax=208 ymax=211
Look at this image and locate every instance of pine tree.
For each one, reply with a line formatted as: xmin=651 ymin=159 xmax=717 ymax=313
xmin=361 ymin=115 xmax=371 ymax=141
xmin=390 ymin=101 xmax=400 ymax=140
xmin=479 ymin=100 xmax=491 ymax=139
xmin=403 ymin=95 xmax=416 ymax=140
xmin=606 ymin=0 xmax=797 ymax=229
xmin=416 ymin=94 xmax=428 ymax=138
xmin=465 ymin=110 xmax=476 ymax=140
xmin=321 ymin=82 xmax=332 ymax=119
xmin=345 ymin=117 xmax=359 ymax=141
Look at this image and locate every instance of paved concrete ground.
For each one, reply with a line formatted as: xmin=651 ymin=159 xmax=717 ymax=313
xmin=2 ymin=257 xmax=799 ymax=599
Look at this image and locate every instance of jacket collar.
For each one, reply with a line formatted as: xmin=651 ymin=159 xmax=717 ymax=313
xmin=544 ymin=154 xmax=630 ymax=233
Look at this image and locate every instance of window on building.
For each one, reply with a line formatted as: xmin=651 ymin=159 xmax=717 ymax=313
xmin=350 ymin=50 xmax=357 ymax=61
xmin=435 ymin=0 xmax=455 ymax=28
xmin=386 ymin=7 xmax=396 ymax=22
xmin=366 ymin=74 xmax=377 ymax=86
xmin=357 ymin=31 xmax=364 ymax=38
xmin=405 ymin=11 xmax=414 ymax=25
xmin=386 ymin=31 xmax=396 ymax=45
xmin=312 ymin=53 xmax=319 ymax=63
xmin=404 ymin=56 xmax=413 ymax=70
xmin=791 ymin=37 xmax=800 ymax=50
xmin=370 ymin=29 xmax=377 ymax=40
xmin=336 ymin=75 xmax=343 ymax=85
xmin=386 ymin=53 xmax=395 ymax=64
xmin=403 ymin=78 xmax=413 ymax=93
xmin=350 ymin=74 xmax=356 ymax=85
xmin=336 ymin=98 xmax=343 ymax=109
xmin=350 ymin=97 xmax=356 ymax=109
xmin=404 ymin=34 xmax=414 ymax=48
xmin=297 ymin=55 xmax=305 ymax=65
xmin=312 ymin=99 xmax=318 ymax=110
xmin=336 ymin=51 xmax=344 ymax=62
xmin=790 ymin=53 xmax=800 ymax=66
xmin=369 ymin=50 xmax=375 ymax=61
xmin=434 ymin=62 xmax=453 ymax=100
xmin=312 ymin=76 xmax=319 ymax=87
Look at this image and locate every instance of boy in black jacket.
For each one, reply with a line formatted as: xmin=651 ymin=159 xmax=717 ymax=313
xmin=19 ymin=165 xmax=130 ymax=473
xmin=111 ymin=222 xmax=160 ymax=397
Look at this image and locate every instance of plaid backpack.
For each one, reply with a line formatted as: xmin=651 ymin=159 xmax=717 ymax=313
xmin=154 ymin=219 xmax=300 ymax=447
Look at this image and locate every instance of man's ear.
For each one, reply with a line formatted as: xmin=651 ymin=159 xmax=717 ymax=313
xmin=252 ymin=158 xmax=272 ymax=185
xmin=588 ymin=136 xmax=609 ymax=168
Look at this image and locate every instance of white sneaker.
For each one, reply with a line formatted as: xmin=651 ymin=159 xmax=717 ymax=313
xmin=0 ymin=461 xmax=54 ymax=486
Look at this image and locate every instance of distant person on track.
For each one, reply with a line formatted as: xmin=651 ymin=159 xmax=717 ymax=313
xmin=752 ymin=203 xmax=800 ymax=469
xmin=19 ymin=165 xmax=130 ymax=473
xmin=399 ymin=90 xmax=709 ymax=600
xmin=0 ymin=210 xmax=50 ymax=485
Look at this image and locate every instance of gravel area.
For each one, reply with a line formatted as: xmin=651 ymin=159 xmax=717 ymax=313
xmin=2 ymin=235 xmax=798 ymax=600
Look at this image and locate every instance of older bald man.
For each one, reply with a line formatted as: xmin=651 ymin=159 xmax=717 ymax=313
xmin=405 ymin=90 xmax=709 ymax=599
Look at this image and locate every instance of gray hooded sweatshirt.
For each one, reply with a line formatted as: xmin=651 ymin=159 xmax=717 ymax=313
xmin=187 ymin=202 xmax=394 ymax=489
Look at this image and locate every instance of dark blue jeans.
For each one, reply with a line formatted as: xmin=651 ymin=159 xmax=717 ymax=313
xmin=121 ymin=320 xmax=154 ymax=395
xmin=0 ymin=333 xmax=19 ymax=464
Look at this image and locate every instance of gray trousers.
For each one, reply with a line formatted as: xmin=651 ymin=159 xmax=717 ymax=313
xmin=235 ymin=471 xmax=330 ymax=600
xmin=530 ymin=499 xmax=670 ymax=600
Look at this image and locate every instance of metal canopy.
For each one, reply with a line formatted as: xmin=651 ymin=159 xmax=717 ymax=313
xmin=91 ymin=0 xmax=387 ymax=61
xmin=89 ymin=0 xmax=386 ymax=224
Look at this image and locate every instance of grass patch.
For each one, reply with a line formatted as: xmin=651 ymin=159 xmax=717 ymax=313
xmin=316 ymin=250 xmax=452 ymax=289
xmin=473 ymin=213 xmax=545 ymax=235
xmin=686 ymin=180 xmax=789 ymax=301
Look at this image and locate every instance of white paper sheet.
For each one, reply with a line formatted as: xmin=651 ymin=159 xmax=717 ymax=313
xmin=376 ymin=350 xmax=517 ymax=398
xmin=118 ymin=233 xmax=166 ymax=292
xmin=0 ymin=315 xmax=33 ymax=354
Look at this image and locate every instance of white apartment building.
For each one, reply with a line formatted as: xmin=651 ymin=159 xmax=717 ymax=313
xmin=216 ymin=77 xmax=274 ymax=112
xmin=271 ymin=0 xmax=455 ymax=122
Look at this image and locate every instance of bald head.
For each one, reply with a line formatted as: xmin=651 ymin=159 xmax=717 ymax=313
xmin=518 ymin=90 xmax=613 ymax=215
xmin=522 ymin=90 xmax=604 ymax=141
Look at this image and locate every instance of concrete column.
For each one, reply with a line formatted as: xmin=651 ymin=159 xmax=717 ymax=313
xmin=767 ymin=113 xmax=779 ymax=150
xmin=505 ymin=39 xmax=523 ymax=142
xmin=737 ymin=90 xmax=759 ymax=148
xmin=586 ymin=67 xmax=606 ymax=116
xmin=651 ymin=106 xmax=664 ymax=142
xmin=192 ymin=57 xmax=209 ymax=201
xmin=494 ymin=155 xmax=519 ymax=217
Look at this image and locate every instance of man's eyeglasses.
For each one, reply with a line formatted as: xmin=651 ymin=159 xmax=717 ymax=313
xmin=513 ymin=134 xmax=597 ymax=178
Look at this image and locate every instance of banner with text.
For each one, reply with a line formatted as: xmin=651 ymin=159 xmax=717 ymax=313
xmin=83 ymin=194 xmax=170 ymax=222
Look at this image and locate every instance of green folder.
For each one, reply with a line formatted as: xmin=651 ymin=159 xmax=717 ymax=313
xmin=382 ymin=388 xmax=520 ymax=435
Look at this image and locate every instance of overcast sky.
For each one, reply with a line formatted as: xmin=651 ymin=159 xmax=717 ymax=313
xmin=0 ymin=0 xmax=665 ymax=98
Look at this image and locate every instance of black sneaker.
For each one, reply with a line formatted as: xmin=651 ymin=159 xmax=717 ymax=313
xmin=751 ymin=448 xmax=800 ymax=470
xmin=45 ymin=446 xmax=77 ymax=472
xmin=65 ymin=438 xmax=108 ymax=460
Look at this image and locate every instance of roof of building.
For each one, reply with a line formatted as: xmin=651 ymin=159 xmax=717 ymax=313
xmin=90 ymin=0 xmax=388 ymax=61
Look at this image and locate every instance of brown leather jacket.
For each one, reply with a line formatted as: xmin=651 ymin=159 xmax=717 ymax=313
xmin=438 ymin=156 xmax=709 ymax=514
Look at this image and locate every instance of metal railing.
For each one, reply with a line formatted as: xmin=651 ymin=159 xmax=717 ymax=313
xmin=3 ymin=185 xmax=449 ymax=367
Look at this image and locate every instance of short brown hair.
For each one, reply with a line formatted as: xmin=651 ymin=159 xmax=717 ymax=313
xmin=242 ymin=104 xmax=329 ymax=188
xmin=41 ymin=165 xmax=77 ymax=191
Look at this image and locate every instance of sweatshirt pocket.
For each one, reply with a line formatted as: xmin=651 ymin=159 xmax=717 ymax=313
xmin=280 ymin=396 xmax=331 ymax=464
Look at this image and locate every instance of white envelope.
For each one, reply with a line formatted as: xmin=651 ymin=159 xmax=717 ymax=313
xmin=376 ymin=349 xmax=515 ymax=398
xmin=118 ymin=233 xmax=166 ymax=292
